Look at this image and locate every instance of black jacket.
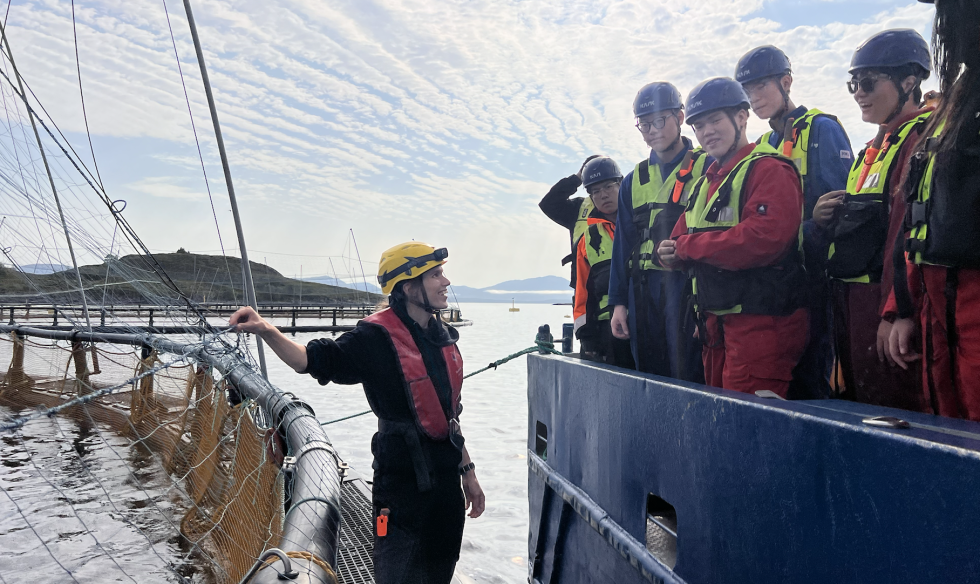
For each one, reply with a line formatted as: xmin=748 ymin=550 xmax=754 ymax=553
xmin=303 ymin=303 xmax=462 ymax=475
xmin=539 ymin=174 xmax=585 ymax=238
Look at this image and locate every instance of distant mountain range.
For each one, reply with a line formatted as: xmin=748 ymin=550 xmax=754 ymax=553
xmin=303 ymin=274 xmax=572 ymax=304
xmin=451 ymin=275 xmax=571 ymax=304
xmin=303 ymin=275 xmax=382 ymax=294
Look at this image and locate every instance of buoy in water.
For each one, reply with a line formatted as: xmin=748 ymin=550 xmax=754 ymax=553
xmin=509 ymin=298 xmax=520 ymax=312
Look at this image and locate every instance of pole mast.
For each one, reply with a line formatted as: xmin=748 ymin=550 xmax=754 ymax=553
xmin=0 ymin=21 xmax=93 ymax=334
xmin=180 ymin=0 xmax=268 ymax=379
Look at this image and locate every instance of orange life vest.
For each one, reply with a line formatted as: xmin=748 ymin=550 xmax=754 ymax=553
xmin=362 ymin=308 xmax=463 ymax=440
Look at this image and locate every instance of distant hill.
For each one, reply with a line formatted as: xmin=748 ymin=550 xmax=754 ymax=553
xmin=0 ymin=251 xmax=379 ymax=305
xmin=300 ymin=274 xmax=571 ymax=304
xmin=449 ymin=275 xmax=572 ymax=304
xmin=483 ymin=275 xmax=569 ymax=292
xmin=303 ymin=275 xmax=382 ymax=295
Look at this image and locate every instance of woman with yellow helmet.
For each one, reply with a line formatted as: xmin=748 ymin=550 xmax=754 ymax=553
xmin=230 ymin=241 xmax=483 ymax=584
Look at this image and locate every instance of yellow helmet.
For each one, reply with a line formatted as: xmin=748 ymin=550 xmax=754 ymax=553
xmin=377 ymin=242 xmax=448 ymax=295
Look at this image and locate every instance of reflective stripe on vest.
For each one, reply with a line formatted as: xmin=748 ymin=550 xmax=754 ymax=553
xmin=758 ymin=109 xmax=842 ymax=180
xmin=572 ymin=198 xmax=595 ymax=248
xmin=827 ymin=111 xmax=932 ymax=283
xmin=585 ymin=221 xmax=615 ymax=320
xmin=361 ymin=308 xmax=463 ymax=440
xmin=630 ymin=149 xmax=709 ymax=271
xmin=907 ymin=120 xmax=944 ymax=265
xmin=684 ymin=142 xmax=805 ymax=316
xmin=905 ymin=118 xmax=980 ymax=268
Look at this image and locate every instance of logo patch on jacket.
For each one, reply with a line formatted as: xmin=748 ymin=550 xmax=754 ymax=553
xmin=757 ymin=204 xmax=767 ymax=215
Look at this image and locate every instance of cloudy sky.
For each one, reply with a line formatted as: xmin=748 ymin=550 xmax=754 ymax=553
xmin=1 ymin=0 xmax=936 ymax=288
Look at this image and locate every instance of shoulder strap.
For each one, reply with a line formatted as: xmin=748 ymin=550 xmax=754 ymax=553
xmin=686 ymin=175 xmax=709 ymax=212
xmin=638 ymin=159 xmax=651 ymax=186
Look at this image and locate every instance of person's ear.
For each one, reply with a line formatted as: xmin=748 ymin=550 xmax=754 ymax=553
xmin=736 ymin=108 xmax=750 ymax=130
xmin=901 ymin=75 xmax=917 ymax=96
xmin=780 ymin=73 xmax=793 ymax=94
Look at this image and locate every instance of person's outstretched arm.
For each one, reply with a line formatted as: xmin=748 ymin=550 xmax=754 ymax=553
xmin=230 ymin=306 xmax=308 ymax=372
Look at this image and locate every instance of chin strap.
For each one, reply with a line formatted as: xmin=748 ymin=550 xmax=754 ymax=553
xmin=409 ymin=286 xmax=440 ymax=315
xmin=664 ymin=114 xmax=683 ymax=153
xmin=884 ymin=75 xmax=918 ymax=126
xmin=884 ymin=87 xmax=910 ymax=125
xmin=773 ymin=81 xmax=791 ymax=123
xmin=722 ymin=111 xmax=744 ymax=162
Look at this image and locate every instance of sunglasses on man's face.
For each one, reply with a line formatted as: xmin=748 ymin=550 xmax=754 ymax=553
xmin=847 ymin=73 xmax=890 ymax=95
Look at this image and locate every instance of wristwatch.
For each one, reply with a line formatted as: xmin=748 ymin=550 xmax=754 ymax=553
xmin=459 ymin=462 xmax=476 ymax=476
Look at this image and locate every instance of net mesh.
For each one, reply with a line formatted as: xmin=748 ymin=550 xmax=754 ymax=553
xmin=0 ymin=4 xmax=359 ymax=582
xmin=0 ymin=333 xmax=287 ymax=583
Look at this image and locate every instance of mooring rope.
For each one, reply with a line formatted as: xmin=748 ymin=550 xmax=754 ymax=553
xmin=319 ymin=338 xmax=563 ymax=426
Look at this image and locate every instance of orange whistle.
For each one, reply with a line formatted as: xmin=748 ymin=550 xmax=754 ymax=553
xmin=671 ymin=157 xmax=695 ymax=204
xmin=854 ymin=146 xmax=880 ymax=192
xmin=377 ymin=508 xmax=389 ymax=537
xmin=671 ymin=180 xmax=684 ymax=204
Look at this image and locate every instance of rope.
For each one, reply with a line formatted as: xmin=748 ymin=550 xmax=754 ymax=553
xmin=319 ymin=338 xmax=563 ymax=426
xmin=255 ymin=551 xmax=337 ymax=584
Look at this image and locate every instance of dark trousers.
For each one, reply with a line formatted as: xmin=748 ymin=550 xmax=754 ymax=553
xmin=831 ymin=281 xmax=925 ymax=411
xmin=628 ymin=270 xmax=704 ymax=381
xmin=372 ymin=468 xmax=465 ymax=584
xmin=580 ymin=320 xmax=635 ymax=369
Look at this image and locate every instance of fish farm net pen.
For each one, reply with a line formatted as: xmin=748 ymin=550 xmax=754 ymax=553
xmin=0 ymin=325 xmax=350 ymax=583
xmin=0 ymin=10 xmax=356 ymax=578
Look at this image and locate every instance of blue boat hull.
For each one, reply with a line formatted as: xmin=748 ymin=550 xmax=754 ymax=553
xmin=527 ymin=354 xmax=980 ymax=583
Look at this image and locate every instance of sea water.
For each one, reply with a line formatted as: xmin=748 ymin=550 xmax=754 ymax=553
xmin=270 ymin=302 xmax=571 ymax=583
xmin=0 ymin=301 xmax=571 ymax=583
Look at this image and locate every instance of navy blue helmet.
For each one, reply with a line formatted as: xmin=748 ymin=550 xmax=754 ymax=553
xmin=581 ymin=157 xmax=623 ymax=190
xmin=633 ymin=82 xmax=684 ymax=118
xmin=685 ymin=77 xmax=750 ymax=125
xmin=849 ymin=29 xmax=931 ymax=78
xmin=735 ymin=45 xmax=792 ymax=85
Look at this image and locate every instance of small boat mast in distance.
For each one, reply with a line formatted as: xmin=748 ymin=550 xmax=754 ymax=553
xmin=509 ymin=298 xmax=520 ymax=312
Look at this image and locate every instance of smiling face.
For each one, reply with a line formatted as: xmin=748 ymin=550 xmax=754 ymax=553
xmin=850 ymin=70 xmax=907 ymax=125
xmin=636 ymin=110 xmax=683 ymax=154
xmin=410 ymin=265 xmax=450 ymax=310
xmin=587 ymin=180 xmax=620 ymax=216
xmin=743 ymin=75 xmax=789 ymax=120
xmin=691 ymin=109 xmax=747 ymax=160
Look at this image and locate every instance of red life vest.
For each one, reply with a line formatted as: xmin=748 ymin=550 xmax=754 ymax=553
xmin=362 ymin=308 xmax=463 ymax=440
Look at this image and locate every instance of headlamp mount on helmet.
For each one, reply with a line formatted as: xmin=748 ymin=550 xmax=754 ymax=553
xmin=378 ymin=248 xmax=449 ymax=290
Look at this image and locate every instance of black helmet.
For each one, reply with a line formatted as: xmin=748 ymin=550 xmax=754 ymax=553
xmin=633 ymin=82 xmax=684 ymax=118
xmin=849 ymin=29 xmax=931 ymax=78
xmin=685 ymin=77 xmax=750 ymax=125
xmin=735 ymin=46 xmax=792 ymax=85
xmin=581 ymin=157 xmax=623 ymax=190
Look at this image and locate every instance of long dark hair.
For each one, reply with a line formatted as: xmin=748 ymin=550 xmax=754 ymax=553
xmin=925 ymin=0 xmax=980 ymax=150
